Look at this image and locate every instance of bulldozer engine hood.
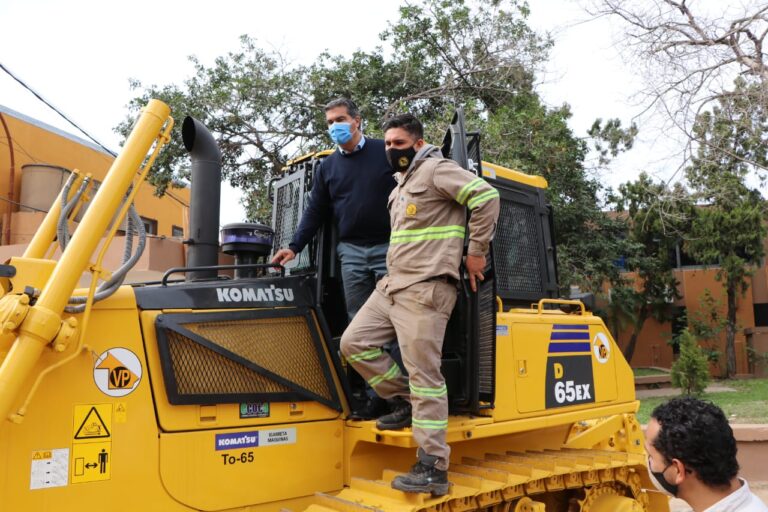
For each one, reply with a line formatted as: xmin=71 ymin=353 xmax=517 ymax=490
xmin=133 ymin=275 xmax=315 ymax=310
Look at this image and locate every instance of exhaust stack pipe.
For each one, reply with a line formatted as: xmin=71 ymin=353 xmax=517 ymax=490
xmin=182 ymin=116 xmax=221 ymax=281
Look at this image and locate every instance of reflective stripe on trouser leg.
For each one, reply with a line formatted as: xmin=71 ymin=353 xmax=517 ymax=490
xmin=340 ymin=289 xmax=409 ymax=400
xmin=390 ymin=281 xmax=456 ymax=471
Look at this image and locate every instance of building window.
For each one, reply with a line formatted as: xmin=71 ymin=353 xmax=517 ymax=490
xmin=172 ymin=225 xmax=184 ymax=238
xmin=754 ymin=304 xmax=768 ymax=327
xmin=141 ymin=216 xmax=158 ymax=235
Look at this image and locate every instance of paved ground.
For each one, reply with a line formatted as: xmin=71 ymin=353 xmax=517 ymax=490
xmin=669 ymin=481 xmax=768 ymax=511
xmin=635 ymin=384 xmax=736 ymax=399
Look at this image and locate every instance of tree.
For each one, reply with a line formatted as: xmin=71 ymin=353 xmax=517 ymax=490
xmin=380 ymin=0 xmax=552 ymax=115
xmin=118 ymin=0 xmax=554 ymax=221
xmin=118 ymin=36 xmax=320 ymax=222
xmin=609 ymin=173 xmax=691 ymax=363
xmin=671 ymin=328 xmax=710 ymax=396
xmin=591 ymin=0 xmax=768 ymax=176
xmin=118 ymin=0 xmax=637 ymax=294
xmin=684 ymin=79 xmax=768 ymax=377
xmin=688 ymin=289 xmax=727 ymax=374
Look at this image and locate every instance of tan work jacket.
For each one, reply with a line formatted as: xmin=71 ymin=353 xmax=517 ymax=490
xmin=378 ymin=145 xmax=501 ymax=295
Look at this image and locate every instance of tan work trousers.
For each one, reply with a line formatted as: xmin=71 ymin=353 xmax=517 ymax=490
xmin=340 ymin=280 xmax=457 ymax=470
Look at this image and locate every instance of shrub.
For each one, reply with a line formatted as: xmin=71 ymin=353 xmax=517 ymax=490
xmin=671 ymin=328 xmax=711 ymax=395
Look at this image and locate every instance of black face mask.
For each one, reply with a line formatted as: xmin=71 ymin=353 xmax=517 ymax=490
xmin=648 ymin=457 xmax=680 ymax=497
xmin=386 ymin=146 xmax=417 ymax=172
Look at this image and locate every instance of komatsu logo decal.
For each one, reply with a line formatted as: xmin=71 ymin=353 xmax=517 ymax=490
xmin=216 ymin=286 xmax=294 ymax=303
xmin=215 ymin=431 xmax=259 ymax=450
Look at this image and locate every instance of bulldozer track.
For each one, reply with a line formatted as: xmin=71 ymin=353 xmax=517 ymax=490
xmin=299 ymin=448 xmax=651 ymax=512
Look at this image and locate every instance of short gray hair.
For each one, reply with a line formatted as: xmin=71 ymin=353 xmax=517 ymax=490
xmin=324 ymin=98 xmax=360 ymax=118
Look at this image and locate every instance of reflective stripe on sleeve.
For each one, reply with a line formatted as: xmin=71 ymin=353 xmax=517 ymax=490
xmin=412 ymin=418 xmax=449 ymax=430
xmin=456 ymin=177 xmax=486 ymax=205
xmin=390 ymin=225 xmax=466 ymax=244
xmin=409 ymin=383 xmax=448 ymax=397
xmin=347 ymin=348 xmax=383 ymax=363
xmin=467 ymin=189 xmax=500 ymax=210
xmin=367 ymin=363 xmax=401 ymax=387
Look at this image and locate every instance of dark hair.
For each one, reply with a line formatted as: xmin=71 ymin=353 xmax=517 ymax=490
xmin=324 ymin=98 xmax=360 ymax=118
xmin=382 ymin=113 xmax=424 ymax=140
xmin=651 ymin=397 xmax=739 ymax=487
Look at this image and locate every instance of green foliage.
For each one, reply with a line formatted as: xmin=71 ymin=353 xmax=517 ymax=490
xmin=685 ymin=78 xmax=768 ymax=377
xmin=118 ymin=0 xmax=637 ymax=294
xmin=587 ymin=118 xmax=638 ymax=167
xmin=381 ymin=0 xmax=551 ymax=113
xmin=118 ymin=1 xmax=556 ymax=222
xmin=481 ymin=96 xmax=630 ymax=295
xmin=688 ymin=289 xmax=727 ymax=370
xmin=671 ymin=329 xmax=711 ymax=396
xmin=606 ymin=173 xmax=692 ymax=362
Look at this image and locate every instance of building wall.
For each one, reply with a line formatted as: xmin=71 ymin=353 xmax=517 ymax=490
xmin=618 ymin=266 xmax=756 ymax=375
xmin=0 ymin=105 xmax=189 ymax=241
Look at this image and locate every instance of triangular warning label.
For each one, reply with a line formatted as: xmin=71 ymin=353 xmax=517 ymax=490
xmin=74 ymin=406 xmax=111 ymax=439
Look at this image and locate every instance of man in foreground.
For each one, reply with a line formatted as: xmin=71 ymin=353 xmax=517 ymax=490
xmin=646 ymin=396 xmax=768 ymax=511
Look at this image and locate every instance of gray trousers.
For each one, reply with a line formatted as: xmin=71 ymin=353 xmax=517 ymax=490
xmin=340 ymin=280 xmax=457 ymax=470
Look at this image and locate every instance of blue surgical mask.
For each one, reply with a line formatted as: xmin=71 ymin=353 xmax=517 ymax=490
xmin=328 ymin=122 xmax=354 ymax=145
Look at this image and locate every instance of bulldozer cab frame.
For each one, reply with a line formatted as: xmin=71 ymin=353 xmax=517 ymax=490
xmin=269 ymin=109 xmax=560 ymax=415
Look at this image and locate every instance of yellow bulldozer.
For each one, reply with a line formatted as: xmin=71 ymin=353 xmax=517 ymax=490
xmin=0 ymin=100 xmax=669 ymax=511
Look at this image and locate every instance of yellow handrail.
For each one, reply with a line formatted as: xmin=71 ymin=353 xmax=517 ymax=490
xmin=536 ymin=298 xmax=586 ymax=315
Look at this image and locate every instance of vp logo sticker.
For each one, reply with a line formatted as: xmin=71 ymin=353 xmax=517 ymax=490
xmin=593 ymin=332 xmax=611 ymax=364
xmin=93 ymin=348 xmax=142 ymax=397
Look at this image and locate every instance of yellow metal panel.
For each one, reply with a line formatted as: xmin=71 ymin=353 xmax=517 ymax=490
xmin=501 ymin=314 xmax=623 ymax=417
xmin=591 ymin=329 xmax=618 ymax=403
xmin=6 ymin=257 xmax=56 ymax=293
xmin=511 ymin=322 xmax=550 ymax=414
xmin=0 ymin=295 xmax=189 ymax=510
xmin=481 ymin=161 xmax=548 ymax=189
xmin=159 ymin=420 xmax=344 ymax=510
xmin=284 ymin=149 xmax=334 ymax=169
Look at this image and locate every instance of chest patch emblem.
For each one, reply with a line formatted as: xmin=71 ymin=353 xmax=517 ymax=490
xmin=406 ymin=203 xmax=417 ymax=216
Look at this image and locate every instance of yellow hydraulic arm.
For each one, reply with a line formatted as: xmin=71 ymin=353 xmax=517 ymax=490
xmin=0 ymin=99 xmax=172 ymax=422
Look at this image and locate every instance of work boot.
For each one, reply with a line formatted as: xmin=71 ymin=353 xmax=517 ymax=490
xmin=375 ymin=397 xmax=411 ymax=430
xmin=391 ymin=451 xmax=450 ymax=496
xmin=349 ymin=396 xmax=389 ymax=420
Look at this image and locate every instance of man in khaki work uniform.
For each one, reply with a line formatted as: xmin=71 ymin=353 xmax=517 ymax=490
xmin=340 ymin=113 xmax=500 ymax=495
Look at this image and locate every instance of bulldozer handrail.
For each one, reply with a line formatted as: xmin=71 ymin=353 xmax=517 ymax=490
xmin=536 ymin=298 xmax=586 ymax=315
xmin=161 ymin=263 xmax=285 ymax=286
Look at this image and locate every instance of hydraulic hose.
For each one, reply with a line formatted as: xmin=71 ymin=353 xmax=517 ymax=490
xmin=64 ymin=203 xmax=146 ymax=313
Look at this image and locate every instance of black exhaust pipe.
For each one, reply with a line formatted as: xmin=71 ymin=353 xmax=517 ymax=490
xmin=182 ymin=116 xmax=221 ymax=281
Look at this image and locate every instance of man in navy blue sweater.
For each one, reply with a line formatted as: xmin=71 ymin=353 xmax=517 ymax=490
xmin=272 ymin=98 xmax=396 ymax=418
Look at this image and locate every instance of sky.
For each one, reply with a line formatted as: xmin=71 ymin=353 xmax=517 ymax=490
xmin=0 ymin=0 xmax=656 ymax=225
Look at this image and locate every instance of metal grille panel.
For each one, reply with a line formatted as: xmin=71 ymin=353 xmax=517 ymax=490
xmin=167 ymin=331 xmax=292 ymax=395
xmin=495 ymin=199 xmax=544 ymax=296
xmin=156 ymin=309 xmax=340 ymax=408
xmin=478 ymin=278 xmax=495 ymax=397
xmin=182 ymin=316 xmax=332 ymax=400
xmin=272 ymin=175 xmax=312 ymax=271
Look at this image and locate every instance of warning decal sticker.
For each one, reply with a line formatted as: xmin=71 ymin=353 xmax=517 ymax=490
xmin=71 ymin=404 xmax=113 ymax=484
xmin=71 ymin=442 xmax=111 ymax=484
xmin=73 ymin=404 xmax=112 ymax=440
xmin=30 ymin=449 xmax=69 ymax=490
